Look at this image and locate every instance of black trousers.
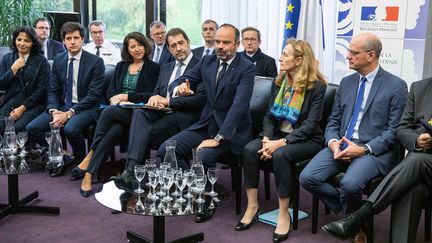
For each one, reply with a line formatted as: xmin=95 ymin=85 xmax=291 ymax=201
xmin=367 ymin=151 xmax=432 ymax=243
xmin=86 ymin=106 xmax=132 ymax=175
xmin=243 ymin=135 xmax=321 ymax=198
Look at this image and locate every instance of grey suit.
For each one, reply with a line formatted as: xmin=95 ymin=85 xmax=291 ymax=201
xmin=300 ymin=67 xmax=408 ymax=214
xmin=367 ymin=78 xmax=432 ymax=243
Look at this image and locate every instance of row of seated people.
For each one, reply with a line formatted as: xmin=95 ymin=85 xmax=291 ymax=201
xmin=1 ymin=20 xmax=431 ymax=243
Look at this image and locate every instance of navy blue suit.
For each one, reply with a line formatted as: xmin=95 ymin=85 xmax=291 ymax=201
xmin=47 ymin=39 xmax=66 ymax=60
xmin=152 ymin=44 xmax=174 ymax=66
xmin=159 ymin=53 xmax=256 ymax=169
xmin=86 ymin=59 xmax=160 ymax=175
xmin=300 ymin=67 xmax=408 ymax=214
xmin=192 ymin=46 xmax=215 ymax=58
xmin=0 ymin=52 xmax=49 ymax=132
xmin=26 ymin=50 xmax=105 ymax=162
xmin=126 ymin=55 xmax=204 ymax=167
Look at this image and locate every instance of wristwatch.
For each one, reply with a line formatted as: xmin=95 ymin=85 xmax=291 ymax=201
xmin=214 ymin=134 xmax=224 ymax=143
xmin=362 ymin=144 xmax=371 ymax=155
xmin=66 ymin=110 xmax=74 ymax=119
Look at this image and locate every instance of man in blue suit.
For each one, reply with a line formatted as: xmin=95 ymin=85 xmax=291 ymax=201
xmin=160 ymin=23 xmax=256 ymax=223
xmin=300 ymin=33 xmax=407 ymax=241
xmin=33 ymin=17 xmax=66 ymax=60
xmin=112 ymin=28 xmax=204 ymax=183
xmin=27 ymin=22 xmax=105 ymax=177
xmin=192 ymin=19 xmax=218 ymax=58
xmin=149 ymin=21 xmax=174 ymax=65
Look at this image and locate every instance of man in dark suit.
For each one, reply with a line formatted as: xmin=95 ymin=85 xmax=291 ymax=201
xmin=322 ymin=77 xmax=432 ymax=243
xmin=149 ymin=21 xmax=174 ymax=65
xmin=160 ymin=23 xmax=256 ymax=223
xmin=113 ymin=28 xmax=204 ymax=182
xmin=192 ymin=19 xmax=218 ymax=58
xmin=299 ymin=33 xmax=407 ymax=241
xmin=240 ymin=26 xmax=277 ymax=78
xmin=26 ymin=22 xmax=105 ymax=176
xmin=33 ymin=17 xmax=66 ymax=60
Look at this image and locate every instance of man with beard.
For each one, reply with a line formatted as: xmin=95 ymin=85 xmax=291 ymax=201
xmin=159 ymin=23 xmax=256 ymax=223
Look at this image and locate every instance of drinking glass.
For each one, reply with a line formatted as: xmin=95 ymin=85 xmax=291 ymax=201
xmin=134 ymin=165 xmax=146 ymax=194
xmin=175 ymin=172 xmax=187 ymax=211
xmin=135 ymin=195 xmax=145 ymax=214
xmin=156 ymin=169 xmax=166 ymax=197
xmin=145 ymin=159 xmax=156 ymax=190
xmin=148 ymin=172 xmax=159 ymax=202
xmin=190 ymin=162 xmax=204 ymax=194
xmin=171 ymin=168 xmax=182 ymax=197
xmin=207 ymin=167 xmax=219 ymax=197
xmin=17 ymin=131 xmax=29 ymax=173
xmin=195 ymin=174 xmax=207 ymax=205
xmin=183 ymin=169 xmax=195 ymax=213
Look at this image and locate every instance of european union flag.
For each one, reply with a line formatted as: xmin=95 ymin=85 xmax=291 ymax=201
xmin=283 ymin=0 xmax=301 ymax=48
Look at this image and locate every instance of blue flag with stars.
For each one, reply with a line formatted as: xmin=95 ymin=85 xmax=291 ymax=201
xmin=283 ymin=0 xmax=301 ymax=48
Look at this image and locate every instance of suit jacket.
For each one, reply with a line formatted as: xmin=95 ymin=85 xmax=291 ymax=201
xmin=154 ymin=55 xmax=204 ymax=130
xmin=260 ymin=80 xmax=327 ymax=145
xmin=192 ymin=46 xmax=215 ymax=58
xmin=0 ymin=52 xmax=49 ymax=116
xmin=240 ymin=51 xmax=277 ymax=78
xmin=171 ymin=53 xmax=256 ymax=154
xmin=107 ymin=59 xmax=160 ymax=103
xmin=48 ymin=50 xmax=105 ymax=113
xmin=151 ymin=44 xmax=174 ymax=66
xmin=325 ymin=67 xmax=407 ymax=173
xmin=397 ymin=77 xmax=432 ymax=153
xmin=47 ymin=38 xmax=66 ymax=60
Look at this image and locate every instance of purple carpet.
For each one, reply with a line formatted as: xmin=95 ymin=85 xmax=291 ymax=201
xmin=0 ymin=160 xmax=428 ymax=243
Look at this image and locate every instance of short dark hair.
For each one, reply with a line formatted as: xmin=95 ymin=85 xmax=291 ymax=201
xmin=241 ymin=26 xmax=261 ymax=41
xmin=165 ymin=28 xmax=190 ymax=46
xmin=219 ymin=23 xmax=240 ymax=42
xmin=122 ymin=32 xmax=152 ymax=63
xmin=10 ymin=26 xmax=42 ymax=55
xmin=33 ymin=17 xmax=51 ymax=28
xmin=203 ymin=19 xmax=218 ymax=29
xmin=60 ymin=22 xmax=85 ymax=40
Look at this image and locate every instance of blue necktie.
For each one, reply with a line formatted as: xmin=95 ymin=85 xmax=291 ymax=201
xmin=204 ymin=49 xmax=210 ymax=56
xmin=65 ymin=57 xmax=74 ymax=110
xmin=345 ymin=77 xmax=367 ymax=141
xmin=174 ymin=62 xmax=184 ymax=80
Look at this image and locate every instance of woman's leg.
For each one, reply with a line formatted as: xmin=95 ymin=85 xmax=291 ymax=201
xmin=275 ymin=197 xmax=291 ymax=234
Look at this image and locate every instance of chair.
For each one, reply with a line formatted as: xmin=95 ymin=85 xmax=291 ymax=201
xmin=425 ymin=202 xmax=431 ymax=241
xmin=259 ymin=83 xmax=338 ymax=230
xmin=220 ymin=76 xmax=273 ymax=214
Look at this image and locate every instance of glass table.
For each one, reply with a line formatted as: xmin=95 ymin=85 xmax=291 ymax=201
xmin=95 ymin=180 xmax=226 ymax=243
xmin=0 ymin=157 xmax=60 ymax=220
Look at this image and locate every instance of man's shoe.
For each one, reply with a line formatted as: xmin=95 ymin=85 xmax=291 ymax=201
xmin=322 ymin=214 xmax=363 ymax=240
xmin=70 ymin=167 xmax=86 ymax=181
xmin=235 ymin=208 xmax=261 ymax=231
xmin=111 ymin=170 xmax=134 ymax=189
xmin=194 ymin=208 xmax=215 ymax=223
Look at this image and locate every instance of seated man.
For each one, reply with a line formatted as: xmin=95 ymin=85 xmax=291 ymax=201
xmin=149 ymin=21 xmax=174 ymax=65
xmin=299 ymin=33 xmax=408 ymax=241
xmin=240 ymin=26 xmax=277 ymax=78
xmin=322 ymin=77 xmax=432 ymax=243
xmin=159 ymin=23 xmax=256 ymax=223
xmin=83 ymin=20 xmax=121 ymax=65
xmin=192 ymin=19 xmax=218 ymax=57
xmin=26 ymin=22 xmax=105 ymax=177
xmin=33 ymin=17 xmax=66 ymax=60
xmin=112 ymin=27 xmax=204 ymax=182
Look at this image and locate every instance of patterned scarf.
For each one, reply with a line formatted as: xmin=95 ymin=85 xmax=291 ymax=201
xmin=270 ymin=76 xmax=305 ymax=125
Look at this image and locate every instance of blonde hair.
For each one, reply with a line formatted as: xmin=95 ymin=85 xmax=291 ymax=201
xmin=275 ymin=38 xmax=327 ymax=91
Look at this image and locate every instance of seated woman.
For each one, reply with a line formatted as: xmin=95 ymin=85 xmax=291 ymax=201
xmin=235 ymin=39 xmax=327 ymax=242
xmin=72 ymin=32 xmax=160 ymax=198
xmin=0 ymin=26 xmax=49 ymax=133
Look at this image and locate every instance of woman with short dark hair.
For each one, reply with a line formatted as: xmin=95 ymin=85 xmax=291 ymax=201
xmin=0 ymin=26 xmax=49 ymax=133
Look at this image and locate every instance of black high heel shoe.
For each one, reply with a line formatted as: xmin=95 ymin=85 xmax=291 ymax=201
xmin=70 ymin=167 xmax=86 ymax=181
xmin=80 ymin=188 xmax=92 ymax=198
xmin=272 ymin=230 xmax=289 ymax=242
xmin=234 ymin=208 xmax=261 ymax=231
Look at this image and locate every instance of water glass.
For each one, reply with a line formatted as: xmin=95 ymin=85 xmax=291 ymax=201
xmin=207 ymin=167 xmax=219 ymax=197
xmin=134 ymin=165 xmax=146 ymax=194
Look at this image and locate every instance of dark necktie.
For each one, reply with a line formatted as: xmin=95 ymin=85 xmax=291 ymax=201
xmin=345 ymin=77 xmax=367 ymax=140
xmin=174 ymin=62 xmax=184 ymax=80
xmin=96 ymin=46 xmax=101 ymax=56
xmin=216 ymin=62 xmax=228 ymax=85
xmin=204 ymin=49 xmax=210 ymax=56
xmin=65 ymin=57 xmax=75 ymax=109
xmin=154 ymin=47 xmax=161 ymax=63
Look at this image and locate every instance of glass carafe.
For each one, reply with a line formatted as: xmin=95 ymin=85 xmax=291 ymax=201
xmin=48 ymin=124 xmax=64 ymax=169
xmin=163 ymin=140 xmax=177 ymax=169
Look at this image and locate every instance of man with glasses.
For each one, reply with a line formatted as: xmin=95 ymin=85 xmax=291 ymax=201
xmin=192 ymin=19 xmax=218 ymax=58
xmin=300 ymin=32 xmax=407 ymax=242
xmin=83 ymin=20 xmax=121 ymax=65
xmin=240 ymin=27 xmax=277 ymax=78
xmin=149 ymin=21 xmax=174 ymax=65
xmin=33 ymin=17 xmax=66 ymax=60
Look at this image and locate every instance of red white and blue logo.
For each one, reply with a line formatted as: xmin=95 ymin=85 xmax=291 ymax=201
xmin=361 ymin=6 xmax=399 ymax=21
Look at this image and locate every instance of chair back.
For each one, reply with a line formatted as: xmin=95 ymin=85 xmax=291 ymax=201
xmin=250 ymin=76 xmax=273 ymax=138
xmin=102 ymin=64 xmax=116 ymax=103
xmin=0 ymin=46 xmax=10 ymax=62
xmin=320 ymin=83 xmax=338 ymax=130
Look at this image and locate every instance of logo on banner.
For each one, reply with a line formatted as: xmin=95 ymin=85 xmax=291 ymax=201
xmin=361 ymin=6 xmax=399 ymax=21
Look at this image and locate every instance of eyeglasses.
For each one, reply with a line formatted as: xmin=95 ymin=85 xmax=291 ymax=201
xmin=242 ymin=38 xmax=258 ymax=43
xmin=347 ymin=49 xmax=373 ymax=56
xmin=152 ymin=31 xmax=166 ymax=37
xmin=91 ymin=31 xmax=104 ymax=36
xmin=36 ymin=26 xmax=50 ymax=30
